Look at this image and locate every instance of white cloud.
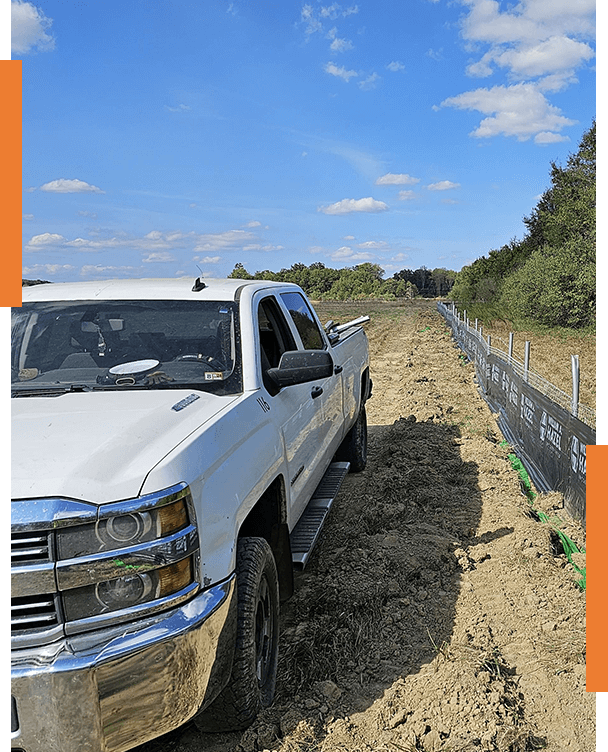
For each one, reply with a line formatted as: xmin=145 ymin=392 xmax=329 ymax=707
xmin=331 ymin=246 xmax=374 ymax=261
xmin=467 ymin=36 xmax=594 ymax=79
xmin=357 ymin=240 xmax=388 ymax=249
xmin=80 ymin=265 xmax=139 ymax=278
xmin=22 ymin=263 xmax=75 ymax=276
xmin=301 ymin=4 xmax=324 ymax=35
xmin=25 ymin=227 xmax=260 ymax=255
xmin=324 ymin=62 xmax=358 ymax=81
xmin=398 ymin=190 xmax=417 ymax=201
xmin=445 ymin=0 xmax=594 ymax=141
xmin=376 ymin=173 xmax=420 ymax=186
xmin=320 ymin=4 xmax=359 ymax=20
xmin=26 ymin=232 xmax=66 ymax=247
xmin=22 ymin=214 xmax=34 ymax=220
xmin=343 ymin=235 xmax=355 ymax=240
xmin=11 ymin=1 xmax=55 ymax=54
xmin=142 ymin=252 xmax=176 ymax=263
xmin=193 ymin=230 xmax=257 ymax=252
xmin=358 ymin=73 xmax=380 ymax=91
xmin=534 ymin=131 xmax=569 ymax=145
xmin=456 ymin=0 xmax=595 ymax=84
xmin=39 ymin=178 xmax=105 ymax=193
xmin=243 ymin=220 xmax=262 ymax=228
xmin=165 ymin=104 xmax=191 ymax=113
xmin=441 ymin=83 xmax=575 ymax=140
xmin=327 ymin=27 xmax=353 ymax=52
xmin=77 ymin=210 xmax=97 ymax=218
xmin=301 ymin=3 xmax=359 ymax=34
xmin=441 ymin=198 xmax=459 ymax=204
xmin=330 ymin=36 xmax=354 ymax=53
xmin=318 ymin=197 xmax=389 ymax=215
xmin=460 ymin=0 xmax=595 ymax=48
xmin=386 ymin=61 xmax=405 ymax=72
xmin=427 ymin=180 xmax=460 ymax=191
xmin=242 ymin=244 xmax=285 ymax=252
xmin=194 ymin=256 xmax=221 ymax=264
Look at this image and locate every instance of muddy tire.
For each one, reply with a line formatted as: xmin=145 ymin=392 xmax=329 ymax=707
xmin=335 ymin=403 xmax=367 ymax=472
xmin=195 ymin=537 xmax=279 ymax=731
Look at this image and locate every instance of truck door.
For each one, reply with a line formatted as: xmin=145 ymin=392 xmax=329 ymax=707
xmin=279 ymin=291 xmax=344 ymax=460
xmin=255 ymin=295 xmax=328 ymax=527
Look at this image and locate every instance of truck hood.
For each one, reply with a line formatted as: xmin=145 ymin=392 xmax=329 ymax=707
xmin=12 ymin=389 xmax=240 ymax=503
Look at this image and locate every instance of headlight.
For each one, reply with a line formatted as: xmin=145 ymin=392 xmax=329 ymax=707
xmin=53 ymin=485 xmax=200 ymax=632
xmin=62 ymin=556 xmax=194 ymax=622
xmin=56 ymin=487 xmax=190 ymax=560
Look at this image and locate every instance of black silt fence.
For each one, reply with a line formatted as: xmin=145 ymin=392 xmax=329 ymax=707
xmin=438 ymin=303 xmax=593 ymax=524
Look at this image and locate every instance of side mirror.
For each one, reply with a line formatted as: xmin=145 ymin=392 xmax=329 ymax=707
xmin=267 ymin=350 xmax=333 ymax=388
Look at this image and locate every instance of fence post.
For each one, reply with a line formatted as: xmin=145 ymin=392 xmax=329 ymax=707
xmin=474 ymin=318 xmax=478 ymax=331
xmin=487 ymin=334 xmax=491 ymax=355
xmin=571 ymin=355 xmax=580 ymax=418
xmin=479 ymin=326 xmax=483 ymax=339
xmin=524 ymin=341 xmax=530 ymax=382
xmin=508 ymin=332 xmax=514 ymax=363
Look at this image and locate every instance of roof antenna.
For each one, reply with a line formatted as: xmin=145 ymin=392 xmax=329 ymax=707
xmin=192 ymin=264 xmax=206 ymax=292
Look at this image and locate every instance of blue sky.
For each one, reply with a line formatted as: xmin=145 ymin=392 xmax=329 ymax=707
xmin=13 ymin=0 xmax=596 ymax=282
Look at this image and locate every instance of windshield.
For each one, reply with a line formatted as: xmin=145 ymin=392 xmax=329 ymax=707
xmin=11 ymin=300 xmax=242 ymax=396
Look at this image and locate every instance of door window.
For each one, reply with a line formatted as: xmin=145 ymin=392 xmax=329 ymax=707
xmin=280 ymin=292 xmax=325 ymax=350
xmin=257 ymin=297 xmax=296 ymax=395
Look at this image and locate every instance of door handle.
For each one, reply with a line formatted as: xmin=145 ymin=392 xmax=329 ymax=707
xmin=334 ymin=365 xmax=343 ymax=374
xmin=311 ymin=386 xmax=323 ymax=399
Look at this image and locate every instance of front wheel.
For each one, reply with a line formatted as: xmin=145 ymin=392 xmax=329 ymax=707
xmin=335 ymin=403 xmax=367 ymax=472
xmin=195 ymin=537 xmax=279 ymax=731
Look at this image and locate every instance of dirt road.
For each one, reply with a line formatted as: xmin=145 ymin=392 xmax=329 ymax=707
xmin=136 ymin=300 xmax=592 ymax=752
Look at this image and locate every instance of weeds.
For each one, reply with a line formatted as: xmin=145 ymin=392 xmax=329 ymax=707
xmin=427 ymin=628 xmax=453 ymax=663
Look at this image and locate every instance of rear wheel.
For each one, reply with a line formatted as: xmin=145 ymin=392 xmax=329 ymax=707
xmin=335 ymin=403 xmax=367 ymax=472
xmin=195 ymin=537 xmax=279 ymax=731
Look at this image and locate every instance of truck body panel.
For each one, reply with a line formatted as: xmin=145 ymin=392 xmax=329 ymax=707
xmin=11 ymin=277 xmax=370 ymax=751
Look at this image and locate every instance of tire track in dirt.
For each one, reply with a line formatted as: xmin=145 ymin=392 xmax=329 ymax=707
xmin=134 ymin=302 xmax=592 ymax=752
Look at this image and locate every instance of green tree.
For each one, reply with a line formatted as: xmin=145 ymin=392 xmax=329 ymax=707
xmin=325 ymin=263 xmax=385 ymax=300
xmin=228 ymin=263 xmax=253 ymax=279
xmin=451 ymin=119 xmax=595 ymax=328
xmin=499 ymin=239 xmax=595 ymax=328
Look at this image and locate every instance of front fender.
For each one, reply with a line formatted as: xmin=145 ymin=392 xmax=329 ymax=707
xmin=140 ymin=392 xmax=285 ymax=587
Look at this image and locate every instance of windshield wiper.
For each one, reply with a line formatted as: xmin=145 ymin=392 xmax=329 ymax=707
xmin=11 ymin=383 xmax=93 ymax=398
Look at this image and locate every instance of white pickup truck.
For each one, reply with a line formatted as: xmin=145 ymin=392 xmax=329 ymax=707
xmin=11 ymin=277 xmax=371 ymax=752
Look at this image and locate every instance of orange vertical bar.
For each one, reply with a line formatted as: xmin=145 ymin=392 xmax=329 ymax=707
xmin=0 ymin=60 xmax=22 ymax=307
xmin=586 ymin=444 xmax=607 ymax=691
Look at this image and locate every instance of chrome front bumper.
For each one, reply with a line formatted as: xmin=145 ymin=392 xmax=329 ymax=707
xmin=11 ymin=576 xmax=237 ymax=752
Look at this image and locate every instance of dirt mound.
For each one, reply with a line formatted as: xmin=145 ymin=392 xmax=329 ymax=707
xmin=134 ymin=301 xmax=592 ymax=752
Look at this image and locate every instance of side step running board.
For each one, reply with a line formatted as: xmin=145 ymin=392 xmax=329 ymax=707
xmin=290 ymin=461 xmax=350 ymax=568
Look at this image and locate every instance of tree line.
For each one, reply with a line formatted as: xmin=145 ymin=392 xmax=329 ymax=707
xmin=450 ymin=120 xmax=596 ymax=330
xmin=228 ymin=261 xmax=456 ymax=301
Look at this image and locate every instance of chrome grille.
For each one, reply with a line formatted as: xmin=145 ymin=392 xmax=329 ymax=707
xmin=11 ymin=530 xmax=52 ymax=564
xmin=11 ymin=525 xmax=60 ymax=644
xmin=11 ymin=594 xmax=59 ymax=633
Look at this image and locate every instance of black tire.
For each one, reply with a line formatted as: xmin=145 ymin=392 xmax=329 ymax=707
xmin=335 ymin=403 xmax=367 ymax=472
xmin=195 ymin=537 xmax=279 ymax=731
